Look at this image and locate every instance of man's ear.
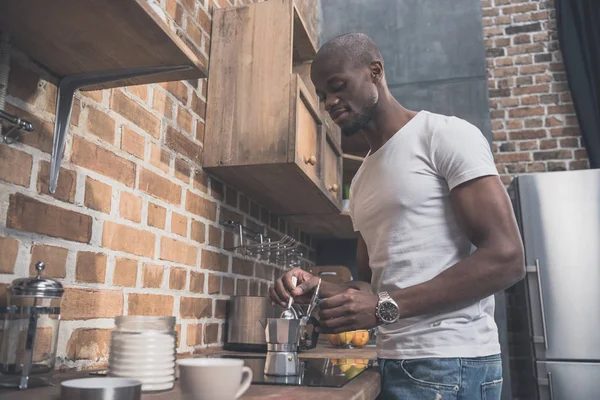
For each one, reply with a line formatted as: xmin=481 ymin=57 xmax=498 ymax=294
xmin=370 ymin=61 xmax=384 ymax=83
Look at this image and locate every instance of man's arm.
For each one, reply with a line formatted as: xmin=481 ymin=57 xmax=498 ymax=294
xmin=269 ymin=233 xmax=372 ymax=306
xmin=389 ymin=175 xmax=525 ymax=318
xmin=317 ymin=175 xmax=526 ymax=333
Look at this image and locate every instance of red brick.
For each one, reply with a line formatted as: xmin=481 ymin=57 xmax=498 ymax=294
xmin=161 ymin=81 xmax=189 ymax=105
xmin=187 ymin=324 xmax=204 ymax=346
xmin=545 ymin=117 xmax=564 ymax=127
xmin=495 ymin=153 xmax=532 ymax=163
xmin=177 ymin=106 xmax=193 ymax=134
xmin=249 ymin=281 xmax=259 ymax=296
xmin=152 ymin=88 xmax=174 ymax=121
xmin=72 ymin=136 xmax=136 ymax=187
xmin=29 ymin=244 xmax=67 ymax=278
xmin=202 ymin=250 xmax=229 ymax=272
xmin=121 ymin=128 xmax=145 ymax=160
xmin=493 ymin=131 xmax=507 ymax=141
xmin=506 ymin=163 xmax=527 ymax=174
xmin=175 ymin=324 xmax=182 ymax=348
xmin=491 ymin=109 xmax=505 ymax=119
xmin=506 ymin=120 xmax=523 ymax=130
xmin=113 ymin=258 xmax=138 ymax=287
xmin=535 ymin=75 xmax=553 ymax=84
xmin=128 ymin=293 xmax=174 ymax=316
xmin=190 ymin=219 xmax=206 ymax=244
xmin=0 ymin=236 xmax=19 ymax=274
xmin=67 ymin=328 xmax=112 ymax=361
xmin=254 ymin=263 xmax=273 ymax=281
xmin=119 ymin=191 xmax=142 ymax=223
xmin=509 ymin=107 xmax=545 ymax=118
xmin=513 ymin=13 xmax=531 ymax=23
xmin=569 ymin=160 xmax=588 ymax=170
xmin=520 ymin=95 xmax=539 ymax=106
xmin=62 ymin=288 xmax=123 ymax=320
xmin=196 ymin=120 xmax=205 ymax=142
xmin=540 ymin=139 xmax=558 ymax=150
xmin=575 ymin=149 xmax=588 ymax=160
xmin=520 ymin=65 xmax=548 ymax=75
xmin=527 ymin=162 xmax=546 ymax=173
xmin=147 ymin=202 xmax=166 ymax=229
xmin=502 ymin=4 xmax=538 ymax=14
xmin=186 ymin=20 xmax=203 ymax=47
xmin=191 ymin=94 xmax=207 ymax=120
xmin=171 ymin=212 xmax=188 ymax=237
xmin=204 ymin=324 xmax=219 ymax=344
xmin=550 ymin=127 xmax=581 ymax=137
xmin=534 ymin=150 xmax=572 ymax=161
xmin=566 ymin=116 xmax=579 ymax=126
xmin=150 ymin=143 xmax=171 ymax=173
xmin=513 ymin=34 xmax=531 ymax=45
xmin=548 ymin=105 xmax=575 ymax=115
xmin=37 ymin=161 xmax=76 ymax=203
xmin=85 ymin=177 xmax=112 ymax=213
xmin=142 ymin=263 xmax=165 ymax=288
xmin=193 ymin=170 xmax=209 ymax=193
xmin=232 ymin=257 xmax=253 ymax=276
xmin=186 ymin=191 xmax=217 ymax=220
xmin=4 ymin=104 xmax=54 ymax=154
xmin=208 ymin=274 xmax=221 ymax=294
xmin=110 ymin=90 xmax=160 ymax=138
xmin=222 ymin=277 xmax=235 ymax=296
xmin=484 ymin=27 xmax=503 ymax=38
xmin=87 ymin=108 xmax=116 ymax=143
xmin=236 ymin=279 xmax=248 ymax=295
xmin=494 ymin=67 xmax=518 ymax=78
xmin=514 ymin=85 xmax=548 ymax=95
xmin=166 ymin=126 xmax=202 ymax=164
xmin=139 ymin=168 xmax=182 ymax=204
xmin=8 ymin=193 xmax=92 ymax=243
xmin=126 ymin=85 xmax=149 ymax=101
xmin=0 ymin=145 xmax=33 ymax=187
xmin=208 ymin=225 xmax=221 ymax=247
xmin=519 ymin=141 xmax=539 ymax=151
xmin=515 ymin=55 xmax=533 ymax=65
xmin=540 ymin=94 xmax=559 ymax=104
xmin=169 ymin=267 xmax=187 ymax=290
xmin=215 ymin=299 xmax=227 ymax=318
xmin=524 ymin=119 xmax=543 ymax=128
xmin=160 ymin=237 xmax=197 ymax=266
xmin=102 ymin=221 xmax=155 ymax=257
xmin=507 ymin=44 xmax=545 ymax=56
xmin=180 ymin=297 xmax=212 ymax=319
xmin=483 ymin=8 xmax=499 ymax=17
xmin=7 ymin=61 xmax=39 ymax=104
xmin=495 ymin=38 xmax=510 ymax=47
xmin=76 ymin=252 xmax=107 ymax=283
xmin=560 ymin=138 xmax=579 ymax=148
xmin=495 ymin=57 xmax=513 ymax=67
xmin=175 ymin=158 xmax=191 ymax=183
xmin=197 ymin=7 xmax=212 ymax=34
xmin=190 ymin=271 xmax=205 ymax=293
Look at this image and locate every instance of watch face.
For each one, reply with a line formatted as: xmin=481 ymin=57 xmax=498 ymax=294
xmin=379 ymin=301 xmax=399 ymax=322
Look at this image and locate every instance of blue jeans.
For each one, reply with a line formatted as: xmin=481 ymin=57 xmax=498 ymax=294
xmin=378 ymin=354 xmax=503 ymax=400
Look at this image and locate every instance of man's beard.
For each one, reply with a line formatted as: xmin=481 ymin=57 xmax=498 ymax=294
xmin=340 ymin=95 xmax=378 ymax=137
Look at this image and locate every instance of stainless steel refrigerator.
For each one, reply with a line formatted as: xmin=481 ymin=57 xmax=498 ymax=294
xmin=508 ymin=169 xmax=600 ymax=400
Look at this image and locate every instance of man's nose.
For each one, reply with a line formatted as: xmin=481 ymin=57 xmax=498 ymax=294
xmin=324 ymin=95 xmax=339 ymax=112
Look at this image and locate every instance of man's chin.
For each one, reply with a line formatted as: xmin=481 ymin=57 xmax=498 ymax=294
xmin=341 ymin=127 xmax=361 ymax=137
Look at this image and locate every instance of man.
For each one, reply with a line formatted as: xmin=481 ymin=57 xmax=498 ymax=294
xmin=269 ymin=33 xmax=525 ymax=399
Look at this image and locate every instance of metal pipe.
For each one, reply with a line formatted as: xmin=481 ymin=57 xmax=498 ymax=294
xmin=0 ymin=31 xmax=11 ymax=137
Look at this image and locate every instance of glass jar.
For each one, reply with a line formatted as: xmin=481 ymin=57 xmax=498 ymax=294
xmin=0 ymin=261 xmax=64 ymax=389
xmin=108 ymin=316 xmax=177 ymax=392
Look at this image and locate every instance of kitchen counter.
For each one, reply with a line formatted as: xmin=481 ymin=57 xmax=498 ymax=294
xmin=0 ymin=345 xmax=380 ymax=400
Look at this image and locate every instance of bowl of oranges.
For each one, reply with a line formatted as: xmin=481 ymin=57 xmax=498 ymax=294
xmin=327 ymin=330 xmax=370 ymax=348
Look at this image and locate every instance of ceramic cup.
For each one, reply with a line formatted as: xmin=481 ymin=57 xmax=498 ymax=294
xmin=178 ymin=358 xmax=252 ymax=400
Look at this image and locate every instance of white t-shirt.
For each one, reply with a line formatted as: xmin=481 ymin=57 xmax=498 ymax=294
xmin=349 ymin=110 xmax=501 ymax=360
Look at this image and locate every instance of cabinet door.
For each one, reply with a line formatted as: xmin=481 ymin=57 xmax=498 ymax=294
xmin=292 ymin=74 xmax=322 ymax=185
xmin=323 ymin=134 xmax=342 ymax=204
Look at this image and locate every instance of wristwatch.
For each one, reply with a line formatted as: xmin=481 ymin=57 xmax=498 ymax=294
xmin=376 ymin=291 xmax=400 ymax=324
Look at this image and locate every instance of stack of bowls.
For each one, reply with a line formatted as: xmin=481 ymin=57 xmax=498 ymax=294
xmin=108 ymin=316 xmax=177 ymax=392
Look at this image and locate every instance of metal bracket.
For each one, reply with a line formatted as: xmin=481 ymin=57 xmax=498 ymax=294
xmin=0 ymin=109 xmax=34 ymax=144
xmin=48 ymin=65 xmax=193 ymax=194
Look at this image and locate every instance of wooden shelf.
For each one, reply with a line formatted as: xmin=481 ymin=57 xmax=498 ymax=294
xmin=287 ymin=211 xmax=357 ymax=239
xmin=0 ymin=0 xmax=207 ymax=90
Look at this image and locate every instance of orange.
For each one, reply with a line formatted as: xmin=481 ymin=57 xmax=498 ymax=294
xmin=351 ymin=330 xmax=370 ymax=348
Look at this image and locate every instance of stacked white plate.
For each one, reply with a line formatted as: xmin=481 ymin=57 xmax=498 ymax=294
xmin=108 ymin=331 xmax=176 ymax=392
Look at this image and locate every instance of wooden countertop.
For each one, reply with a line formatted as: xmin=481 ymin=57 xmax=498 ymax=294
xmin=0 ymin=345 xmax=380 ymax=400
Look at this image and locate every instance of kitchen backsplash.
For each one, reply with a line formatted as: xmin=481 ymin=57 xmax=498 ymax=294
xmin=0 ymin=0 xmax=318 ymax=370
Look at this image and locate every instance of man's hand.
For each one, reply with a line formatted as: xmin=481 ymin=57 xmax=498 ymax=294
xmin=317 ymin=289 xmax=379 ymax=334
xmin=269 ymin=267 xmax=320 ymax=307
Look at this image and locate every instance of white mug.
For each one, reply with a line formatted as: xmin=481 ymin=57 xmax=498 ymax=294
xmin=178 ymin=358 xmax=252 ymax=400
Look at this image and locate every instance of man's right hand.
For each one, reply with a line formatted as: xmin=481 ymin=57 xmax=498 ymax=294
xmin=269 ymin=267 xmax=321 ymax=307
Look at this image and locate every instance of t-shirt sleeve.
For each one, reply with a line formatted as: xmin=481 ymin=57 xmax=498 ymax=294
xmin=430 ymin=117 xmax=499 ymax=191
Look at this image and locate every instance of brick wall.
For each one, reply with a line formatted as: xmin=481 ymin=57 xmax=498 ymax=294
xmin=482 ymin=0 xmax=590 ymax=186
xmin=0 ymin=0 xmax=318 ymax=370
xmin=481 ymin=1 xmax=588 ymax=399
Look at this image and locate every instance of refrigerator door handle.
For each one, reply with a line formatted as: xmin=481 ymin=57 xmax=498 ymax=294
xmin=548 ymin=372 xmax=554 ymax=400
xmin=528 ymin=259 xmax=549 ymax=350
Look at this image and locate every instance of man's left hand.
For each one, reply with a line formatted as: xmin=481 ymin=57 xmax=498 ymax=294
xmin=317 ymin=289 xmax=379 ymax=334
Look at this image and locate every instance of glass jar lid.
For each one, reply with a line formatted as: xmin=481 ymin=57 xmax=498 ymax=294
xmin=9 ymin=261 xmax=64 ymax=298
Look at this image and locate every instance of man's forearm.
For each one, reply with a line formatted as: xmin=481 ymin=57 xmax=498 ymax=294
xmin=390 ymin=247 xmax=524 ymax=319
xmin=320 ymin=279 xmax=372 ymax=298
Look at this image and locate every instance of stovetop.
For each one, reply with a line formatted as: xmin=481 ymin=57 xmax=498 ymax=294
xmin=215 ymin=355 xmax=374 ymax=388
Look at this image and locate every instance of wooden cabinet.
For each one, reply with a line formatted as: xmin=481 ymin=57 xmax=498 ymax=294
xmin=204 ymin=0 xmax=342 ymax=216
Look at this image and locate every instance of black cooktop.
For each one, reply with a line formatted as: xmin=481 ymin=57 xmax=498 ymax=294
xmin=216 ymin=355 xmax=374 ymax=388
